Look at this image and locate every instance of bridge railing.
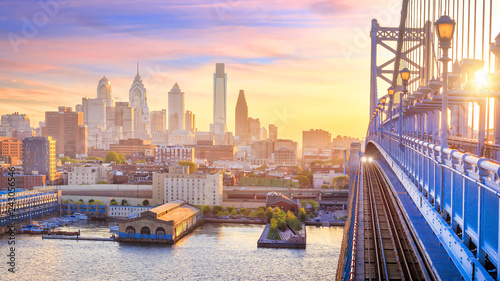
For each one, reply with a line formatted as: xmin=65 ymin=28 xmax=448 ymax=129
xmin=368 ymin=131 xmax=499 ymax=277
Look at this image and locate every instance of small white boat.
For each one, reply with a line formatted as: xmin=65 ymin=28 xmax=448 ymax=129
xmin=109 ymin=226 xmax=119 ymax=232
xmin=19 ymin=224 xmax=44 ymax=233
xmin=73 ymin=213 xmax=88 ymax=220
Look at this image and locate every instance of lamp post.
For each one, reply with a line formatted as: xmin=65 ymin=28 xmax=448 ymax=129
xmin=435 ymin=15 xmax=455 ymax=149
xmin=400 ymin=68 xmax=410 ymax=144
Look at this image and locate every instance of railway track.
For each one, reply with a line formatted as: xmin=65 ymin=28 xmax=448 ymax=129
xmin=363 ymin=162 xmax=434 ymax=281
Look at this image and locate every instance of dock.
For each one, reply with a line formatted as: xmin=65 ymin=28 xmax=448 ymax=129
xmin=42 ymin=235 xmax=115 ymax=241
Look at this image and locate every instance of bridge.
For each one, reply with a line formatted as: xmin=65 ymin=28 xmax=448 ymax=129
xmin=337 ymin=1 xmax=500 ymax=280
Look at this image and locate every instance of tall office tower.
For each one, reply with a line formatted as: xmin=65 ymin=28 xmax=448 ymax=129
xmin=23 ymin=136 xmax=56 ymax=181
xmin=97 ymin=76 xmax=114 ymax=107
xmin=235 ymin=90 xmax=249 ymax=138
xmin=302 ymin=129 xmax=332 ymax=149
xmin=185 ymin=110 xmax=196 ymax=134
xmin=0 ymin=112 xmax=33 ymax=138
xmin=151 ymin=110 xmax=167 ymax=132
xmin=210 ymin=63 xmax=227 ymax=136
xmin=82 ymin=97 xmax=106 ymax=149
xmin=168 ymin=83 xmax=185 ymax=131
xmin=248 ymin=117 xmax=261 ymax=141
xmin=129 ymin=66 xmax=151 ymax=140
xmin=44 ymin=107 xmax=87 ymax=158
xmin=110 ymin=102 xmax=135 ymax=139
xmin=260 ymin=127 xmax=267 ymax=140
xmin=269 ymin=124 xmax=278 ymax=141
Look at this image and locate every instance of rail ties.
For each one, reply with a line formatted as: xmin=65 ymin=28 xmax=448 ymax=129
xmin=363 ymin=162 xmax=432 ymax=281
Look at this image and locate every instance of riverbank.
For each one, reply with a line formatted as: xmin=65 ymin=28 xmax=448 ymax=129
xmin=204 ymin=217 xmax=345 ymax=227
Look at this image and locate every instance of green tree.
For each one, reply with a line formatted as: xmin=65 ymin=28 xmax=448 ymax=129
xmin=134 ymin=160 xmax=146 ymax=164
xmin=255 ymin=209 xmax=265 ymax=218
xmin=143 ymin=199 xmax=150 ymax=206
xmin=121 ymin=199 xmax=128 ymax=206
xmin=86 ymin=156 xmax=101 ymax=161
xmin=249 ymin=210 xmax=256 ymax=217
xmin=60 ymin=156 xmax=71 ymax=164
xmin=240 ymin=208 xmax=251 ymax=216
xmin=202 ymin=205 xmax=211 ymax=215
xmin=212 ymin=205 xmax=223 ymax=214
xmin=88 ymin=199 xmax=94 ymax=204
xmin=227 ymin=207 xmax=235 ymax=214
xmin=178 ymin=160 xmax=197 ymax=173
xmin=320 ymin=184 xmax=329 ymax=189
xmin=97 ymin=180 xmax=108 ymax=184
xmin=230 ymin=209 xmax=238 ymax=216
xmin=267 ymin=219 xmax=281 ymax=240
xmin=331 ymin=175 xmax=349 ymax=189
xmin=104 ymin=151 xmax=121 ymax=164
xmin=110 ymin=199 xmax=118 ymax=206
xmin=118 ymin=153 xmax=127 ymax=164
xmin=94 ymin=200 xmax=103 ymax=205
xmin=298 ymin=208 xmax=307 ymax=221
xmin=296 ymin=175 xmax=310 ymax=188
xmin=265 ymin=207 xmax=274 ymax=220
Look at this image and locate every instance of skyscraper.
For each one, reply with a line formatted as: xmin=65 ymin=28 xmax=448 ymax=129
xmin=211 ymin=63 xmax=227 ymax=136
xmin=23 ymin=136 xmax=56 ymax=181
xmin=44 ymin=106 xmax=87 ymax=158
xmin=82 ymin=97 xmax=106 ymax=149
xmin=97 ymin=76 xmax=113 ymax=107
xmin=269 ymin=124 xmax=278 ymax=141
xmin=129 ymin=65 xmax=151 ymax=140
xmin=248 ymin=117 xmax=261 ymax=141
xmin=235 ymin=90 xmax=249 ymax=139
xmin=151 ymin=110 xmax=167 ymax=132
xmin=185 ymin=110 xmax=196 ymax=134
xmin=168 ymin=83 xmax=185 ymax=132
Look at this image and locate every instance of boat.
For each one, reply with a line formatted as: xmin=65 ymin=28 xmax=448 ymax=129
xmin=109 ymin=226 xmax=119 ymax=232
xmin=18 ymin=224 xmax=45 ymax=234
xmin=73 ymin=213 xmax=88 ymax=220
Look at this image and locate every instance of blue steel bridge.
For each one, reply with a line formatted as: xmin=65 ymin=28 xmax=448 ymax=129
xmin=337 ymin=0 xmax=500 ymax=280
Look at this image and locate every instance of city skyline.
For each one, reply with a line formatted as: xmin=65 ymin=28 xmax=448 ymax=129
xmin=0 ymin=0 xmax=417 ymax=142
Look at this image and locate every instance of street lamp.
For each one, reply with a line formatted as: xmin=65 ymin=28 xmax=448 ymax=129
xmin=435 ymin=15 xmax=455 ymax=149
xmin=388 ymin=87 xmax=395 ymax=134
xmin=400 ymin=68 xmax=410 ymax=144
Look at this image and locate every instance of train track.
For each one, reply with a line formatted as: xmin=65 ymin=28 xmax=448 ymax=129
xmin=363 ymin=162 xmax=434 ymax=281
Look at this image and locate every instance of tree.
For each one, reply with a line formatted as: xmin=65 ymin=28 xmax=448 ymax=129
xmin=118 ymin=153 xmax=127 ymax=164
xmin=265 ymin=207 xmax=274 ymax=220
xmin=60 ymin=156 xmax=71 ymax=164
xmin=255 ymin=209 xmax=265 ymax=218
xmin=249 ymin=210 xmax=256 ymax=217
xmin=212 ymin=205 xmax=223 ymax=214
xmin=88 ymin=199 xmax=95 ymax=204
xmin=227 ymin=207 xmax=235 ymax=213
xmin=202 ymin=205 xmax=211 ymax=215
xmin=97 ymin=180 xmax=107 ymax=184
xmin=86 ymin=156 xmax=101 ymax=161
xmin=110 ymin=199 xmax=118 ymax=206
xmin=121 ymin=199 xmax=128 ymax=206
xmin=134 ymin=160 xmax=146 ymax=164
xmin=104 ymin=151 xmax=121 ymax=164
xmin=296 ymin=175 xmax=310 ymax=188
xmin=178 ymin=160 xmax=197 ymax=173
xmin=94 ymin=200 xmax=103 ymax=205
xmin=143 ymin=199 xmax=150 ymax=206
xmin=257 ymin=164 xmax=269 ymax=171
xmin=298 ymin=208 xmax=307 ymax=221
xmin=320 ymin=184 xmax=330 ymax=189
xmin=331 ymin=175 xmax=349 ymax=189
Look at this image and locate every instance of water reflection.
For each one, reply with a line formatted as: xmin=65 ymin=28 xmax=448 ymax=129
xmin=1 ymin=223 xmax=343 ymax=280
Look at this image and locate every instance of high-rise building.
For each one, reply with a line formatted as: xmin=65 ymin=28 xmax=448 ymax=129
xmin=96 ymin=76 xmax=113 ymax=107
xmin=151 ymin=110 xmax=167 ymax=132
xmin=248 ymin=117 xmax=261 ymax=141
xmin=168 ymin=83 xmax=185 ymax=132
xmin=235 ymin=90 xmax=249 ymax=140
xmin=129 ymin=66 xmax=151 ymax=140
xmin=0 ymin=137 xmax=23 ymax=163
xmin=23 ymin=136 xmax=56 ymax=181
xmin=269 ymin=124 xmax=278 ymax=141
xmin=260 ymin=127 xmax=267 ymax=140
xmin=185 ymin=110 xmax=196 ymax=134
xmin=152 ymin=166 xmax=223 ymax=207
xmin=151 ymin=110 xmax=167 ymax=144
xmin=44 ymin=107 xmax=87 ymax=158
xmin=0 ymin=112 xmax=32 ymax=138
xmin=82 ymin=97 xmax=106 ymax=149
xmin=302 ymin=129 xmax=332 ymax=149
xmin=108 ymin=102 xmax=134 ymax=139
xmin=211 ymin=63 xmax=227 ymax=136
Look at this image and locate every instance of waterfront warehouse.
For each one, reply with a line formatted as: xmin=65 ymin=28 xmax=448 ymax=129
xmin=116 ymin=200 xmax=203 ymax=244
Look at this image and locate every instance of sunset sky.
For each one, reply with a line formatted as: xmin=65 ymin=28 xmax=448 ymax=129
xmin=2 ymin=0 xmax=493 ymax=143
